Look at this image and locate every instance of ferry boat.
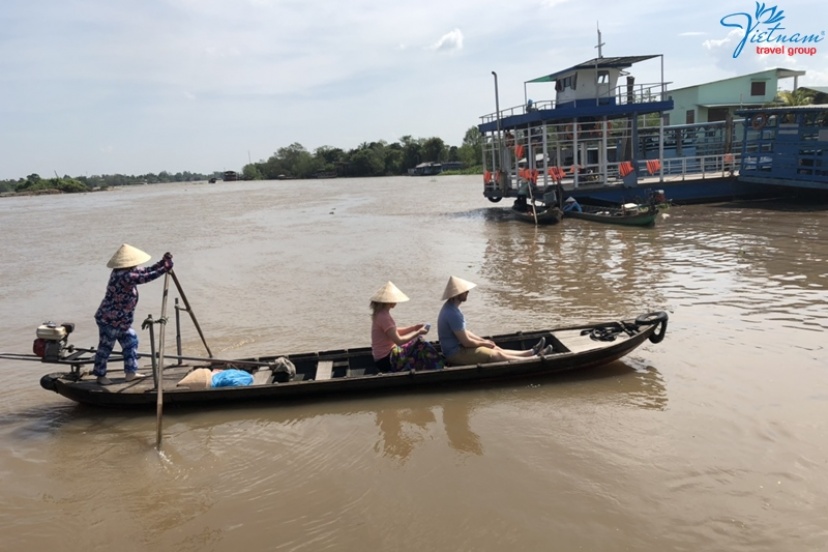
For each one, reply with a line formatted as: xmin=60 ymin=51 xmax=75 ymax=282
xmin=477 ymin=41 xmax=826 ymax=207
xmin=479 ymin=46 xmax=675 ymax=208
xmin=736 ymin=104 xmax=828 ymax=192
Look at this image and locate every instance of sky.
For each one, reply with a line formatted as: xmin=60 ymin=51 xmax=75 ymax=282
xmin=1 ymin=0 xmax=827 ymax=180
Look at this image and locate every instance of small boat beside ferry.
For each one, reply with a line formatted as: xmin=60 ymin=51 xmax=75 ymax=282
xmin=562 ymin=198 xmax=660 ymax=227
xmin=510 ymin=201 xmax=564 ymax=225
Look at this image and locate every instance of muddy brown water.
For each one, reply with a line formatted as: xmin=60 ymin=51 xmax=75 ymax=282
xmin=1 ymin=176 xmax=826 ymax=551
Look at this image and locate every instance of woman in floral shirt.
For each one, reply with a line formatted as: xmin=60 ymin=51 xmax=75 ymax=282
xmin=92 ymin=244 xmax=173 ymax=385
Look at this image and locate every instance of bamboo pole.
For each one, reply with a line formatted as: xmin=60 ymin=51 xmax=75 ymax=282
xmin=138 ymin=351 xmax=274 ymax=368
xmin=169 ymin=269 xmax=212 ymax=358
xmin=156 ymin=273 xmax=170 ymax=450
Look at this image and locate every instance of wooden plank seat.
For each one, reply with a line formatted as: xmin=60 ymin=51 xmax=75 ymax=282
xmin=251 ymin=367 xmax=273 ymax=385
xmin=315 ymin=360 xmax=333 ymax=381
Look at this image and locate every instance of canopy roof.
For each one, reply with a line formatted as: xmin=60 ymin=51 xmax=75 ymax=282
xmin=526 ymin=55 xmax=660 ymax=84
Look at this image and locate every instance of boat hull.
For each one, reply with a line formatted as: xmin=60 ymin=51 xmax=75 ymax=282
xmin=38 ymin=313 xmax=668 ymax=408
xmin=511 ymin=206 xmax=564 ymax=225
xmin=564 ymin=205 xmax=659 ymax=227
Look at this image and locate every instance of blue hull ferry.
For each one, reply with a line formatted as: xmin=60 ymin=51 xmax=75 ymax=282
xmin=479 ymin=52 xmax=677 ymax=208
xmin=736 ymin=105 xmax=828 ymax=192
xmin=478 ymin=50 xmax=828 ymax=206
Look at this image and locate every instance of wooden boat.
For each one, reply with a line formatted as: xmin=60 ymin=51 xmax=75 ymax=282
xmin=511 ymin=204 xmax=564 ymax=225
xmin=563 ymin=201 xmax=659 ymax=227
xmin=0 ymin=312 xmax=669 ymax=408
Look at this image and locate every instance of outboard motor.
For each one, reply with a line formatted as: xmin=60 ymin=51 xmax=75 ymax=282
xmin=33 ymin=322 xmax=75 ymax=362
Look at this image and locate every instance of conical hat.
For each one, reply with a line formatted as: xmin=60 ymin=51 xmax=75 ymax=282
xmin=371 ymin=281 xmax=410 ymax=303
xmin=107 ymin=243 xmax=152 ymax=269
xmin=442 ymin=276 xmax=477 ymax=300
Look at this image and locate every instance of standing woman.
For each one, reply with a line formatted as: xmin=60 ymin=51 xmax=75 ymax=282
xmin=370 ymin=281 xmax=442 ymax=372
xmin=92 ymin=244 xmax=174 ymax=385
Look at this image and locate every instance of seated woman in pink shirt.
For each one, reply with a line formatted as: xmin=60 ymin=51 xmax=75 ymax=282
xmin=370 ymin=281 xmax=442 ymax=372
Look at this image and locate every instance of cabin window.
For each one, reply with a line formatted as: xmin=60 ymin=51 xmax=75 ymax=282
xmin=685 ymin=110 xmax=695 ymax=124
xmin=750 ymin=81 xmax=766 ymax=96
xmin=597 ymin=71 xmax=609 ymax=84
xmin=557 ymin=75 xmax=577 ymax=90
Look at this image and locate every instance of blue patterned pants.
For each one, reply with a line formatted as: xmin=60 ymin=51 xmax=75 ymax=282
xmin=92 ymin=323 xmax=139 ymax=377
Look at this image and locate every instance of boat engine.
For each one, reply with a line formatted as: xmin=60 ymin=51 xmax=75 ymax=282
xmin=33 ymin=322 xmax=75 ymax=362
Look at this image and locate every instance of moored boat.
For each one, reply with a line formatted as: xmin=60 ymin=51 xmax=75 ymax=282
xmin=2 ymin=312 xmax=669 ymax=408
xmin=511 ymin=203 xmax=564 ymax=225
xmin=480 ymin=37 xmax=673 ymax=211
xmin=563 ymin=198 xmax=660 ymax=227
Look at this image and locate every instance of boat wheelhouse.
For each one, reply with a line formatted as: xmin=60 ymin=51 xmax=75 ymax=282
xmin=479 ymin=51 xmax=673 ymax=207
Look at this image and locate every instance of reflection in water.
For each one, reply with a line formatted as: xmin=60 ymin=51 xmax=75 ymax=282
xmin=478 ymin=202 xmax=828 ymax=333
xmin=3 ymin=179 xmax=826 ymax=551
xmin=374 ymin=399 xmax=483 ymax=461
xmin=442 ymin=399 xmax=484 ymax=455
xmin=479 ymin=215 xmax=669 ymax=322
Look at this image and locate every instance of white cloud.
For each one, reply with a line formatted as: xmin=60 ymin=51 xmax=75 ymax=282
xmin=2 ymin=0 xmax=827 ymax=179
xmin=432 ymin=29 xmax=464 ymax=52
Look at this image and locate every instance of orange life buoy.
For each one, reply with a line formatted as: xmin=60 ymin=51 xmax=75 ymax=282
xmin=752 ymin=113 xmax=767 ymax=130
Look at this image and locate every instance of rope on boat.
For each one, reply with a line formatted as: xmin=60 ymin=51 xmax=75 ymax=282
xmin=634 ymin=311 xmax=669 ymax=344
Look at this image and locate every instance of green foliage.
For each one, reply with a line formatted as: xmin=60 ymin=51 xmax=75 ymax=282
xmin=2 ymin=130 xmax=474 ymax=191
xmin=421 ymin=137 xmax=445 ymax=162
xmin=56 ymin=177 xmax=89 ymax=193
xmin=458 ymin=126 xmax=483 ymax=166
xmin=774 ymin=88 xmax=815 ymax=106
xmin=238 ymin=133 xmax=464 ymax=180
xmin=1 ymin=170 xmax=213 ymax=195
xmin=440 ymin=165 xmax=484 ymax=175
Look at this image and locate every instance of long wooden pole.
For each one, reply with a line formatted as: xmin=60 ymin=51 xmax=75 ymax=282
xmin=169 ymin=269 xmax=212 ymax=358
xmin=137 ymin=351 xmax=273 ymax=368
xmin=156 ymin=273 xmax=170 ymax=450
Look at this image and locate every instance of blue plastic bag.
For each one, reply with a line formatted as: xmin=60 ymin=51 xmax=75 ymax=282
xmin=211 ymin=369 xmax=254 ymax=387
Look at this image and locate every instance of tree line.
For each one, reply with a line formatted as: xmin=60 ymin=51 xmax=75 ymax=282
xmin=0 ymin=127 xmax=483 ymax=195
xmin=0 ymin=171 xmax=213 ymax=196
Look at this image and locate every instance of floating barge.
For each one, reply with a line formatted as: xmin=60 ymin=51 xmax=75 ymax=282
xmin=478 ymin=47 xmax=828 ymax=206
xmin=736 ymin=104 xmax=828 ymax=193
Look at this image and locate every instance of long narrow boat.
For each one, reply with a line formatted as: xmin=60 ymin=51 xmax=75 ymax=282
xmin=1 ymin=312 xmax=668 ymax=408
xmin=563 ymin=202 xmax=660 ymax=227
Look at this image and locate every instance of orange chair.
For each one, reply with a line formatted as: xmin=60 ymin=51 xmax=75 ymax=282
xmin=618 ymin=162 xmax=634 ymax=177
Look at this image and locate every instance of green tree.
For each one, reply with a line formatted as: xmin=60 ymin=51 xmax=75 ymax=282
xmin=348 ymin=146 xmax=385 ymax=176
xmin=458 ymin=126 xmax=483 ymax=167
xmin=383 ymin=142 xmax=404 ymax=174
xmin=421 ymin=137 xmax=445 ymax=163
xmin=56 ymin=177 xmax=89 ymax=193
xmin=315 ymin=146 xmax=346 ymax=174
xmin=400 ymin=135 xmax=423 ymax=170
xmin=775 ymin=88 xmax=815 ymax=106
xmin=242 ymin=164 xmax=263 ymax=180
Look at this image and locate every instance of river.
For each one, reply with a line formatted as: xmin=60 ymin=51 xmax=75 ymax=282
xmin=0 ymin=176 xmax=826 ymax=551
